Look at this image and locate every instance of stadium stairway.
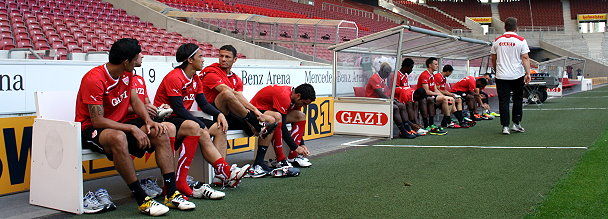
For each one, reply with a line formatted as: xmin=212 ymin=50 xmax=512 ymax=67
xmin=377 ymin=0 xmax=450 ymax=33
xmin=103 ymin=0 xmax=306 ymax=62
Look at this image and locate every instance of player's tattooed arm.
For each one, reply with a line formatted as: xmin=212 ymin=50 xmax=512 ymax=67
xmin=88 ymin=104 xmax=104 ymax=119
xmin=87 ymin=104 xmax=138 ymax=132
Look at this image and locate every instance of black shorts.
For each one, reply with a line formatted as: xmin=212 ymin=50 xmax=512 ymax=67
xmin=81 ymin=118 xmax=154 ymax=161
xmin=163 ymin=116 xmax=215 ymax=131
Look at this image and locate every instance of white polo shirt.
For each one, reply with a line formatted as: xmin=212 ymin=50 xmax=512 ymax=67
xmin=491 ymin=32 xmax=530 ymax=80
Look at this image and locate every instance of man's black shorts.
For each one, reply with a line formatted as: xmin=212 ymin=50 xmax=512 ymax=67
xmin=81 ymin=118 xmax=153 ymax=161
xmin=163 ymin=116 xmax=215 ymax=132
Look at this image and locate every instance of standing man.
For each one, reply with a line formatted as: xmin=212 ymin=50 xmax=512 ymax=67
xmin=491 ymin=17 xmax=531 ymax=134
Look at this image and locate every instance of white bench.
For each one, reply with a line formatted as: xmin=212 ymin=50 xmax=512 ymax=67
xmin=29 ymin=91 xmax=250 ymax=214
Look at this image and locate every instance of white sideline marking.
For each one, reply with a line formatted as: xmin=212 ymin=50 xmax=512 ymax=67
xmin=564 ymin=96 xmax=608 ymax=98
xmin=341 ymin=138 xmax=371 ymax=146
xmin=357 ymin=145 xmax=588 ymax=149
xmin=523 ymin=107 xmax=608 ymax=111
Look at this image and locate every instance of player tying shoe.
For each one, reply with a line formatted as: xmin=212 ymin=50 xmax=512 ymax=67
xmin=154 ymin=43 xmax=249 ymax=193
xmin=198 ymin=45 xmax=277 ymax=138
xmin=417 ymin=57 xmax=451 ymax=135
xmin=394 ymin=86 xmax=429 ymax=138
xmin=451 ymin=76 xmax=489 ymax=123
xmin=76 ymin=38 xmax=194 ymax=216
xmin=433 ymin=65 xmax=470 ymax=128
xmin=248 ymin=84 xmax=316 ymax=177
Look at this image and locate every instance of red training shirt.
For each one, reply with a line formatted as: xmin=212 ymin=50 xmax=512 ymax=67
xmin=199 ymin=63 xmax=243 ymax=103
xmin=250 ymin=85 xmax=293 ymax=114
xmin=451 ymin=76 xmax=477 ymax=93
xmin=124 ymin=75 xmax=148 ymax=121
xmin=417 ymin=70 xmax=436 ymax=91
xmin=75 ymin=64 xmax=133 ymax=130
xmin=154 ymin=68 xmax=199 ymax=110
xmin=365 ymin=73 xmax=387 ymax=98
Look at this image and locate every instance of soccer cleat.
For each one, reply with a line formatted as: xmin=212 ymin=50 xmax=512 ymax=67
xmin=94 ymin=188 xmax=116 ymax=212
xmin=157 ymin=106 xmax=173 ymax=119
xmin=502 ymin=126 xmax=510 ymax=135
xmin=192 ymin=183 xmax=225 ymax=200
xmin=416 ymin=128 xmax=428 ymax=136
xmin=259 ymin=122 xmax=278 ymax=139
xmin=270 ymin=167 xmax=288 ymax=177
xmin=446 ymin=122 xmax=463 ymax=129
xmin=138 ymin=196 xmax=169 ymax=216
xmin=140 ymin=178 xmax=161 ymax=198
xmin=472 ymin=114 xmax=484 ymax=121
xmin=489 ymin=112 xmax=500 ymax=117
xmin=248 ymin=164 xmax=272 ymax=178
xmin=227 ymin=164 xmax=251 ymax=188
xmin=463 ymin=117 xmax=473 ymax=122
xmin=512 ymin=124 xmax=525 ymax=133
xmin=83 ymin=191 xmax=105 ymax=214
xmin=269 ymin=159 xmax=293 ymax=169
xmin=428 ymin=127 xmax=447 ymax=135
xmin=186 ymin=175 xmax=201 ymax=189
xmin=164 ymin=191 xmax=195 ymax=210
xmin=458 ymin=122 xmax=471 ymax=128
xmin=399 ymin=131 xmax=416 ymax=139
xmin=481 ymin=113 xmax=494 ymax=120
xmin=288 ymin=155 xmax=312 ymax=167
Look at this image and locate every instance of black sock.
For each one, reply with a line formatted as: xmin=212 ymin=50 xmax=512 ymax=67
xmin=454 ymin=111 xmax=464 ymax=123
xmin=441 ymin=116 xmax=451 ymax=127
xmin=128 ymin=181 xmax=148 ymax=205
xmin=243 ymin=111 xmax=262 ymax=131
xmin=422 ymin=117 xmax=429 ymax=127
xmin=255 ymin=145 xmax=268 ymax=165
xmin=162 ymin=172 xmax=177 ymax=196
xmin=428 ymin=117 xmax=435 ymax=126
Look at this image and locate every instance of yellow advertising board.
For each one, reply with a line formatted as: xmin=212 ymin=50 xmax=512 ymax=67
xmin=469 ymin=17 xmax=492 ymax=24
xmin=0 ymin=97 xmax=334 ymax=195
xmin=578 ymin=14 xmax=607 ymax=21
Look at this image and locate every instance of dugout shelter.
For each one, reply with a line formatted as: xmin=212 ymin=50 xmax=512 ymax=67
xmin=328 ymin=25 xmax=492 ymax=138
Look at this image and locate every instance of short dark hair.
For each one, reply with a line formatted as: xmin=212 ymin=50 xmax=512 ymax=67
xmin=401 ymin=58 xmax=414 ymax=69
xmin=442 ymin=65 xmax=454 ymax=72
xmin=425 ymin=57 xmax=438 ymax=68
xmin=219 ymin=45 xmax=237 ymax=58
xmin=505 ymin=17 xmax=518 ymax=32
xmin=175 ymin=43 xmax=199 ymax=69
xmin=476 ymin=78 xmax=488 ymax=88
xmin=109 ymin=38 xmax=141 ymax=65
xmin=295 ymin=83 xmax=316 ymax=102
xmin=413 ymin=87 xmax=427 ymax=101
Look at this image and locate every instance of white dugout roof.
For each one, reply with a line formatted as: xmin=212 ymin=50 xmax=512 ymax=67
xmin=328 ymin=25 xmax=492 ymax=60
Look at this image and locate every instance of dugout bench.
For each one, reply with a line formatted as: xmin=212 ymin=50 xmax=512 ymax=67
xmin=29 ymin=91 xmax=251 ymax=214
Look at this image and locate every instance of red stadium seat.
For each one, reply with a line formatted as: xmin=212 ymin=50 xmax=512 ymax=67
xmin=0 ymin=38 xmax=15 ymax=50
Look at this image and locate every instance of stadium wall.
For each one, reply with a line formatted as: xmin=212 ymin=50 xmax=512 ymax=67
xmin=103 ymin=0 xmax=303 ymax=61
xmin=540 ymin=41 xmax=608 ymax=78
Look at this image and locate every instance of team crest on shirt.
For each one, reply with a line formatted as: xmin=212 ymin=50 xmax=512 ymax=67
xmin=137 ymin=77 xmax=143 ymax=85
xmin=122 ymin=76 xmax=130 ymax=85
xmin=91 ymin=130 xmax=98 ymax=138
xmin=193 ymin=81 xmax=197 ymax=90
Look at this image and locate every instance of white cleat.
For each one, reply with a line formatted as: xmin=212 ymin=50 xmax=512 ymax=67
xmin=502 ymin=126 xmax=510 ymax=135
xmin=288 ymin=155 xmax=312 ymax=167
xmin=164 ymin=191 xmax=195 ymax=211
xmin=138 ymin=197 xmax=170 ymax=216
xmin=193 ymin=183 xmax=225 ymax=200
